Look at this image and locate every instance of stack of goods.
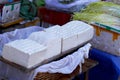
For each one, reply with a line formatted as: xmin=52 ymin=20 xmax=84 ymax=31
xmin=73 ymin=1 xmax=120 ymax=56
xmin=0 ymin=0 xmax=21 ymax=23
xmin=2 ymin=20 xmax=94 ymax=68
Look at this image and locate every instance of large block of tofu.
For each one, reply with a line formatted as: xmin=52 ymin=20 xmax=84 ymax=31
xmin=45 ymin=25 xmax=61 ymax=32
xmin=45 ymin=26 xmax=77 ymax=52
xmin=62 ymin=21 xmax=94 ymax=46
xmin=60 ymin=27 xmax=78 ymax=52
xmin=45 ymin=21 xmax=94 ymax=52
xmin=2 ymin=39 xmax=47 ymax=68
xmin=28 ymin=31 xmax=61 ymax=58
xmin=45 ymin=25 xmax=78 ymax=52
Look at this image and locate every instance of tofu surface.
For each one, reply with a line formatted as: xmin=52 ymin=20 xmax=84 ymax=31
xmin=28 ymin=31 xmax=62 ymax=59
xmin=2 ymin=39 xmax=47 ymax=68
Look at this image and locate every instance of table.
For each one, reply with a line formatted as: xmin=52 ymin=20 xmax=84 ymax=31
xmin=34 ymin=59 xmax=98 ymax=80
xmin=0 ymin=51 xmax=98 ymax=80
xmin=0 ymin=44 xmax=98 ymax=80
xmin=0 ymin=18 xmax=23 ymax=33
xmin=73 ymin=59 xmax=98 ymax=80
xmin=0 ymin=42 xmax=89 ymax=72
xmin=0 ymin=18 xmax=24 ymax=28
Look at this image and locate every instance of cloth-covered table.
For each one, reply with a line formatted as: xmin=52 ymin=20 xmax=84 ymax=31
xmin=89 ymin=48 xmax=120 ymax=80
xmin=0 ymin=26 xmax=92 ymax=80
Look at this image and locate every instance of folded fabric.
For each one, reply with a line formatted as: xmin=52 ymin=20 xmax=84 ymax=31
xmin=78 ymin=43 xmax=91 ymax=59
xmin=33 ymin=43 xmax=91 ymax=76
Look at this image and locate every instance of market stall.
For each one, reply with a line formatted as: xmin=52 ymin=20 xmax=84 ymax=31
xmin=0 ymin=20 xmax=95 ymax=79
xmin=1 ymin=0 xmax=120 ymax=80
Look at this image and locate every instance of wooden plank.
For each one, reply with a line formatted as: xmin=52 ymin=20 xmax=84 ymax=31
xmin=0 ymin=54 xmax=65 ymax=73
xmin=0 ymin=56 xmax=98 ymax=73
xmin=0 ymin=18 xmax=24 ymax=28
xmin=24 ymin=18 xmax=40 ymax=27
xmin=82 ymin=59 xmax=98 ymax=73
xmin=34 ymin=59 xmax=98 ymax=80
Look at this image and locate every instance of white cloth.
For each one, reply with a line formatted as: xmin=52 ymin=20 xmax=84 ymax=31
xmin=34 ymin=43 xmax=91 ymax=76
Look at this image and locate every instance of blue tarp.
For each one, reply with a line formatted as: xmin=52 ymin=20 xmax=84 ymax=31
xmin=89 ymin=48 xmax=120 ymax=80
xmin=73 ymin=48 xmax=120 ymax=80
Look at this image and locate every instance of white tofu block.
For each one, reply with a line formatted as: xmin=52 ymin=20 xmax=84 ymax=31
xmin=45 ymin=24 xmax=78 ymax=52
xmin=61 ymin=21 xmax=94 ymax=51
xmin=45 ymin=25 xmax=61 ymax=32
xmin=60 ymin=27 xmax=78 ymax=52
xmin=45 ymin=25 xmax=62 ymax=38
xmin=73 ymin=21 xmax=94 ymax=46
xmin=77 ymin=28 xmax=94 ymax=46
xmin=45 ymin=21 xmax=94 ymax=52
xmin=28 ymin=31 xmax=61 ymax=58
xmin=2 ymin=39 xmax=47 ymax=68
xmin=61 ymin=34 xmax=78 ymax=52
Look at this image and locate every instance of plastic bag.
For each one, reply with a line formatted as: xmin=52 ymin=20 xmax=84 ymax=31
xmin=45 ymin=0 xmax=99 ymax=12
xmin=73 ymin=13 xmax=120 ymax=26
xmin=82 ymin=1 xmax=120 ymax=18
xmin=20 ymin=0 xmax=37 ymax=20
xmin=73 ymin=1 xmax=120 ymax=27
